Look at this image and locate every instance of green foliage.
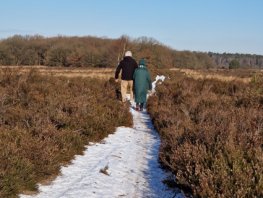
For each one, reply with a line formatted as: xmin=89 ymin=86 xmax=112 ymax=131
xmin=229 ymin=59 xmax=240 ymax=69
xmin=209 ymin=52 xmax=263 ymax=68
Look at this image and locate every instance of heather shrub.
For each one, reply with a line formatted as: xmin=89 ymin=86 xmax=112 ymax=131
xmin=0 ymin=68 xmax=132 ymax=197
xmin=148 ymin=71 xmax=263 ymax=197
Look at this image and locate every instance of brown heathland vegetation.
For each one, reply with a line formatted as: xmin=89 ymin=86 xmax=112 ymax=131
xmin=0 ymin=68 xmax=131 ymax=197
xmin=1 ymin=66 xmax=262 ymax=197
xmin=170 ymin=68 xmax=252 ymax=83
xmin=148 ymin=70 xmax=263 ymax=197
xmin=0 ymin=66 xmax=115 ymax=79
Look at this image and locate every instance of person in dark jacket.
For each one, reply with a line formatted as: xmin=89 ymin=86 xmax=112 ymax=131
xmin=115 ymin=51 xmax=138 ymax=102
xmin=133 ymin=58 xmax=152 ymax=111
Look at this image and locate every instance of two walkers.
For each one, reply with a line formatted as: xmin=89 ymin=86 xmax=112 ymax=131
xmin=115 ymin=51 xmax=152 ymax=111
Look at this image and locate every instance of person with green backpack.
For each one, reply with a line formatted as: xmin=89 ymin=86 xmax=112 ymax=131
xmin=133 ymin=58 xmax=152 ymax=111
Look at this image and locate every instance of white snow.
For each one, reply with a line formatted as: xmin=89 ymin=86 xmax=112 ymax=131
xmin=20 ymin=75 xmax=185 ymax=198
xmin=151 ymin=75 xmax=165 ymax=93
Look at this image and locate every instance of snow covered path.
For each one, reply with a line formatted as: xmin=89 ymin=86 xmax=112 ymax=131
xmin=20 ymin=76 xmax=184 ymax=198
xmin=20 ymin=108 xmax=183 ymax=198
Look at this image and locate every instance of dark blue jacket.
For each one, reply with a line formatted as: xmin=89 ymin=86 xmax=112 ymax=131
xmin=115 ymin=56 xmax=138 ymax=80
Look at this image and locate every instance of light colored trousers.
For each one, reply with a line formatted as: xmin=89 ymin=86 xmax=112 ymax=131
xmin=121 ymin=80 xmax=134 ymax=102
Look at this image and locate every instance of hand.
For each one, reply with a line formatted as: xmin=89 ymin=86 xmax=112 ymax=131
xmin=115 ymin=79 xmax=119 ymax=83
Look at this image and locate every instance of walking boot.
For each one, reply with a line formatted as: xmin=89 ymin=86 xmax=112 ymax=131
xmin=135 ymin=103 xmax=140 ymax=111
xmin=139 ymin=103 xmax=144 ymax=111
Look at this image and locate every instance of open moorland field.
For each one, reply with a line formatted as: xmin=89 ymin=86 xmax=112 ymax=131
xmin=170 ymin=68 xmax=263 ymax=83
xmin=148 ymin=70 xmax=263 ymax=197
xmin=0 ymin=67 xmax=131 ymax=197
xmin=0 ymin=66 xmax=115 ymax=79
xmin=0 ymin=66 xmax=262 ymax=197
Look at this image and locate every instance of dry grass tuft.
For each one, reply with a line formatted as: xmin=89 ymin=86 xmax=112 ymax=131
xmin=170 ymin=68 xmax=257 ymax=83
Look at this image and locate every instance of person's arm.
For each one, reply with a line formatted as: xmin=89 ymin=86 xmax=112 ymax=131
xmin=147 ymin=71 xmax=152 ymax=90
xmin=115 ymin=62 xmax=122 ymax=81
xmin=134 ymin=59 xmax=138 ymax=69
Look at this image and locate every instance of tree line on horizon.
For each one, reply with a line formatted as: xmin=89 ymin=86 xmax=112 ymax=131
xmin=0 ymin=35 xmax=263 ymax=69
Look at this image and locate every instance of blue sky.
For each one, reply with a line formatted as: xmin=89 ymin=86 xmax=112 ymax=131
xmin=0 ymin=0 xmax=263 ymax=55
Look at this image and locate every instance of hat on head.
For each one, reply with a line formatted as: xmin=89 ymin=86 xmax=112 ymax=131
xmin=139 ymin=58 xmax=146 ymax=66
xmin=125 ymin=51 xmax=132 ymax=57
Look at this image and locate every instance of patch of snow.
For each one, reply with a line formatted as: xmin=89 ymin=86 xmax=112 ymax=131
xmin=151 ymin=75 xmax=165 ymax=93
